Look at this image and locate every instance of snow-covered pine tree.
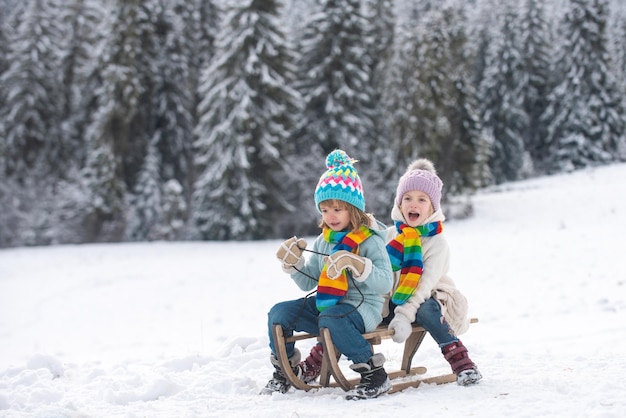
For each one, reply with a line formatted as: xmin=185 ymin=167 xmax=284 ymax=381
xmin=467 ymin=0 xmax=501 ymax=93
xmin=158 ymin=179 xmax=186 ymax=240
xmin=608 ymin=2 xmax=626 ymax=96
xmin=76 ymin=0 xmax=158 ymax=242
xmin=364 ymin=0 xmax=394 ymax=133
xmin=293 ymin=0 xmax=377 ymax=156
xmin=479 ymin=4 xmax=529 ymax=183
xmin=0 ymin=0 xmax=65 ymax=180
xmin=191 ymin=0 xmax=300 ymax=240
xmin=611 ymin=7 xmax=626 ymax=158
xmin=127 ymin=138 xmax=162 ymax=241
xmin=0 ymin=0 xmax=77 ymax=246
xmin=543 ymin=0 xmax=626 ymax=172
xmin=382 ymin=2 xmax=489 ymax=206
xmin=0 ymin=7 xmax=8 ymax=76
xmin=178 ymin=0 xmax=220 ymax=124
xmin=287 ymin=0 xmax=380 ymax=227
xmin=358 ymin=0 xmax=396 ymax=220
xmin=57 ymin=0 xmax=107 ymax=169
xmin=381 ymin=4 xmax=423 ymax=182
xmin=0 ymin=126 xmax=16 ymax=247
xmin=416 ymin=5 xmax=489 ymax=197
xmin=151 ymin=0 xmax=194 ymax=210
xmin=125 ymin=0 xmax=193 ymax=241
xmin=79 ymin=136 xmax=126 ymax=242
xmin=519 ymin=0 xmax=553 ymax=173
xmin=0 ymin=6 xmax=9 ymax=241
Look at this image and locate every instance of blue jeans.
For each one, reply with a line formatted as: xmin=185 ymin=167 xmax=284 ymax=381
xmin=268 ymin=296 xmax=373 ymax=364
xmin=382 ymin=297 xmax=458 ymax=347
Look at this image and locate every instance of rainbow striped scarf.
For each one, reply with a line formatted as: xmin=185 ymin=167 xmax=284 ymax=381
xmin=386 ymin=221 xmax=443 ymax=305
xmin=316 ymin=225 xmax=374 ymax=312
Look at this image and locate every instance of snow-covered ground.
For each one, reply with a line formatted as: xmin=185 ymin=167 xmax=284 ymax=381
xmin=1 ymin=163 xmax=625 ymax=417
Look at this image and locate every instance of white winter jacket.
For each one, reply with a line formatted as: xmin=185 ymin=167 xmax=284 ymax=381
xmin=383 ymin=205 xmax=470 ymax=335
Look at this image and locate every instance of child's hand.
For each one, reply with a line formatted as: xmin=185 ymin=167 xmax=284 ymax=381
xmin=276 ymin=236 xmax=307 ymax=273
xmin=388 ymin=313 xmax=413 ymax=343
xmin=324 ymin=250 xmax=372 ymax=282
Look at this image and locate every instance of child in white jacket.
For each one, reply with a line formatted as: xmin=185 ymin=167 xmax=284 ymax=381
xmin=383 ymin=158 xmax=482 ymax=386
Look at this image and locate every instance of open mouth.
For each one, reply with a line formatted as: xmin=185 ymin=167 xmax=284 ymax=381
xmin=408 ymin=211 xmax=420 ymax=222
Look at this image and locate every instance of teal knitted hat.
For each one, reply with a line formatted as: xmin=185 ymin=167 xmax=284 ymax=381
xmin=314 ymin=149 xmax=365 ymax=212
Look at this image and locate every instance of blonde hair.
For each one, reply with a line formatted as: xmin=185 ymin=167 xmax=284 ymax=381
xmin=318 ymin=199 xmax=372 ymax=232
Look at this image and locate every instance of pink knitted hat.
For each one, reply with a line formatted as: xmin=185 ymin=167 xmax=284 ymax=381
xmin=394 ymin=159 xmax=443 ymax=211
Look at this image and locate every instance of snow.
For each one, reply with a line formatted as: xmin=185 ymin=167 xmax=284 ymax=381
xmin=1 ymin=163 xmax=625 ymax=418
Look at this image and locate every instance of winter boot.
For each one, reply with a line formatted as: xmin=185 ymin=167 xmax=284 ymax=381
xmin=442 ymin=340 xmax=482 ymax=386
xmin=260 ymin=349 xmax=302 ymax=394
xmin=345 ymin=353 xmax=392 ymax=400
xmin=298 ymin=343 xmax=324 ymax=383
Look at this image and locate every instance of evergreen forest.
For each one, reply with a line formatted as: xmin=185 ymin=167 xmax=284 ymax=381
xmin=0 ymin=0 xmax=625 ymax=248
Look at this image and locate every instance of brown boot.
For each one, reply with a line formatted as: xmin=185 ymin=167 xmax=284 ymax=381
xmin=442 ymin=340 xmax=482 ymax=386
xmin=298 ymin=343 xmax=324 ymax=383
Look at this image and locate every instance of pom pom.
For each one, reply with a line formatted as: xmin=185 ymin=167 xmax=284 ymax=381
xmin=406 ymin=158 xmax=436 ymax=174
xmin=326 ymin=149 xmax=357 ymax=169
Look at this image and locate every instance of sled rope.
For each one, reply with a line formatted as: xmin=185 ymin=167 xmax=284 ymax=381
xmin=316 ymin=225 xmax=373 ymax=312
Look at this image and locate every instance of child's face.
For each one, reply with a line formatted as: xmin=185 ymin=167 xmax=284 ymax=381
xmin=319 ymin=201 xmax=351 ymax=231
xmin=400 ymin=190 xmax=434 ymax=227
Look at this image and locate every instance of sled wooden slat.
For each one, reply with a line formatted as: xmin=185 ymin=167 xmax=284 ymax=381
xmin=273 ymin=318 xmax=478 ymax=393
xmin=272 ymin=325 xmax=316 ymax=391
xmin=388 ymin=373 xmax=457 ymax=394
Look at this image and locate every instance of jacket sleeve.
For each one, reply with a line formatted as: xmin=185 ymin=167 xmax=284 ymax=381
xmin=394 ymin=234 xmax=450 ymax=321
xmin=356 ymin=233 xmax=393 ymax=295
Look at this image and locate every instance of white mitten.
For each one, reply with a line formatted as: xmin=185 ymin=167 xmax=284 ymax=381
xmin=324 ymin=250 xmax=372 ymax=282
xmin=388 ymin=313 xmax=413 ymax=343
xmin=276 ymin=236 xmax=306 ymax=273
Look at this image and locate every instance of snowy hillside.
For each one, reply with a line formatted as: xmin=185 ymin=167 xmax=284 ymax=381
xmin=1 ymin=163 xmax=625 ymax=417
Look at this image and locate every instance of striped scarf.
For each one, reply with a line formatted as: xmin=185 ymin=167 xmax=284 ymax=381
xmin=316 ymin=225 xmax=374 ymax=312
xmin=386 ymin=221 xmax=443 ymax=305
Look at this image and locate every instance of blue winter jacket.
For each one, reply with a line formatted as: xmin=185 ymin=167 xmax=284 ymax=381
xmin=289 ymin=218 xmax=393 ymax=332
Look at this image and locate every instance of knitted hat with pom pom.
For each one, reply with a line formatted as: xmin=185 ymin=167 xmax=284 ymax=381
xmin=314 ymin=149 xmax=365 ymax=212
xmin=395 ymin=158 xmax=443 ymax=211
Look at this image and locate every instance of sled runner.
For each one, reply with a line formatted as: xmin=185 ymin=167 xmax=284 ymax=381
xmin=271 ymin=318 xmax=478 ymax=393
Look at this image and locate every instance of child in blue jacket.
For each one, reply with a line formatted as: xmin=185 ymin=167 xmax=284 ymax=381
xmin=262 ymin=150 xmax=393 ymax=400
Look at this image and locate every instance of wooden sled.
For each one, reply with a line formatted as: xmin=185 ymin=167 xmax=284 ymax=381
xmin=271 ymin=318 xmax=478 ymax=393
